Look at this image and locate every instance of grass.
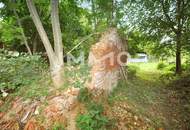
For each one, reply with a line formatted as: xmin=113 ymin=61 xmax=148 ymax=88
xmin=109 ymin=62 xmax=168 ymax=128
xmin=15 ymin=73 xmax=52 ymax=99
xmin=109 ymin=62 xmax=190 ymax=129
xmin=1 ymin=61 xmax=189 ymax=129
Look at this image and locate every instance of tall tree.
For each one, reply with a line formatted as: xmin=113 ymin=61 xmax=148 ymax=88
xmin=26 ymin=0 xmax=64 ymax=86
xmin=126 ymin=0 xmax=190 ymax=74
xmin=161 ymin=0 xmax=190 ymax=74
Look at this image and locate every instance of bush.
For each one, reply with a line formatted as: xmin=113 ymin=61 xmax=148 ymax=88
xmin=182 ymin=62 xmax=190 ymax=72
xmin=159 ymin=71 xmax=175 ymax=82
xmin=76 ymin=103 xmax=109 ymax=130
xmin=157 ymin=62 xmax=167 ymax=70
xmin=77 ymin=87 xmax=92 ymax=103
xmin=127 ymin=65 xmax=139 ymax=79
xmin=164 ymin=64 xmax=176 ymax=72
xmin=0 ymin=49 xmax=47 ymax=92
xmin=77 ymin=88 xmax=114 ymax=130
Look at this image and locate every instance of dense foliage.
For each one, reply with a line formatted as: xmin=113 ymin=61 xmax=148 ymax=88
xmin=0 ymin=0 xmax=190 ymax=74
xmin=0 ymin=49 xmax=47 ymax=92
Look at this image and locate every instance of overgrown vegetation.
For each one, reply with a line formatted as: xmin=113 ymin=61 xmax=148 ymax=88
xmin=0 ymin=49 xmax=47 ymax=94
xmin=77 ymin=88 xmax=114 ymax=130
xmin=0 ymin=0 xmax=190 ymax=129
xmin=109 ymin=63 xmax=190 ymax=129
xmin=156 ymin=61 xmax=190 ymax=82
xmin=127 ymin=64 xmax=139 ymax=79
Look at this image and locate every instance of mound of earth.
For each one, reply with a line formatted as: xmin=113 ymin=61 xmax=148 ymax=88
xmin=0 ymin=86 xmax=154 ymax=130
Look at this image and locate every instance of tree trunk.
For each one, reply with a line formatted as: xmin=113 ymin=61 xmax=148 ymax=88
xmin=26 ymin=0 xmax=58 ymax=68
xmin=51 ymin=0 xmax=64 ymax=86
xmin=12 ymin=3 xmax=32 ymax=55
xmin=175 ymin=0 xmax=182 ymax=74
xmin=51 ymin=67 xmax=64 ymax=87
xmin=26 ymin=0 xmax=64 ymax=87
xmin=51 ymin=0 xmax=63 ymax=66
xmin=176 ymin=32 xmax=182 ymax=74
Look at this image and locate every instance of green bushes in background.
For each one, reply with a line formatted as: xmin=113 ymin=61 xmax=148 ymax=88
xmin=127 ymin=65 xmax=139 ymax=79
xmin=0 ymin=49 xmax=47 ymax=92
xmin=157 ymin=62 xmax=167 ymax=70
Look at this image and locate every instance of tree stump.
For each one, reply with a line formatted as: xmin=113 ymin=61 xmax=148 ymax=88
xmin=88 ymin=28 xmax=127 ymax=95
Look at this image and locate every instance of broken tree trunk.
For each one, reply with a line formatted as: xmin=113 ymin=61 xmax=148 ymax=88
xmin=88 ymin=28 xmax=127 ymax=95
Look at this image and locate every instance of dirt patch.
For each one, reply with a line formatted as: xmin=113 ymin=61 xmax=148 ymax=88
xmin=105 ymin=101 xmax=152 ymax=130
xmin=161 ymin=75 xmax=190 ymax=130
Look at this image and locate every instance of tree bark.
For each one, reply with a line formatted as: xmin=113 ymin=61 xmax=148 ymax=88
xmin=13 ymin=4 xmax=32 ymax=55
xmin=51 ymin=0 xmax=63 ymax=65
xmin=176 ymin=35 xmax=182 ymax=74
xmin=26 ymin=0 xmax=64 ymax=87
xmin=51 ymin=0 xmax=64 ymax=86
xmin=26 ymin=0 xmax=58 ymax=68
xmin=175 ymin=0 xmax=182 ymax=74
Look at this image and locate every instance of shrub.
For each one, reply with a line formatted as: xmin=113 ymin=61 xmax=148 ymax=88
xmin=163 ymin=63 xmax=190 ymax=72
xmin=164 ymin=64 xmax=176 ymax=72
xmin=182 ymin=62 xmax=190 ymax=72
xmin=159 ymin=71 xmax=175 ymax=82
xmin=157 ymin=62 xmax=167 ymax=70
xmin=0 ymin=49 xmax=47 ymax=92
xmin=77 ymin=88 xmax=114 ymax=130
xmin=76 ymin=103 xmax=109 ymax=130
xmin=77 ymin=87 xmax=92 ymax=103
xmin=127 ymin=65 xmax=139 ymax=79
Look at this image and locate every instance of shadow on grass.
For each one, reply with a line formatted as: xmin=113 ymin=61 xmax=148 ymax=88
xmin=163 ymin=74 xmax=190 ymax=130
xmin=109 ymin=68 xmax=190 ymax=130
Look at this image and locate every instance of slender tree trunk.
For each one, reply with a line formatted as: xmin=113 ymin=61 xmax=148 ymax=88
xmin=175 ymin=0 xmax=182 ymax=74
xmin=176 ymin=32 xmax=182 ymax=74
xmin=13 ymin=5 xmax=32 ymax=55
xmin=26 ymin=0 xmax=58 ymax=68
xmin=51 ymin=0 xmax=63 ymax=65
xmin=51 ymin=0 xmax=64 ymax=86
xmin=26 ymin=0 xmax=64 ymax=87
